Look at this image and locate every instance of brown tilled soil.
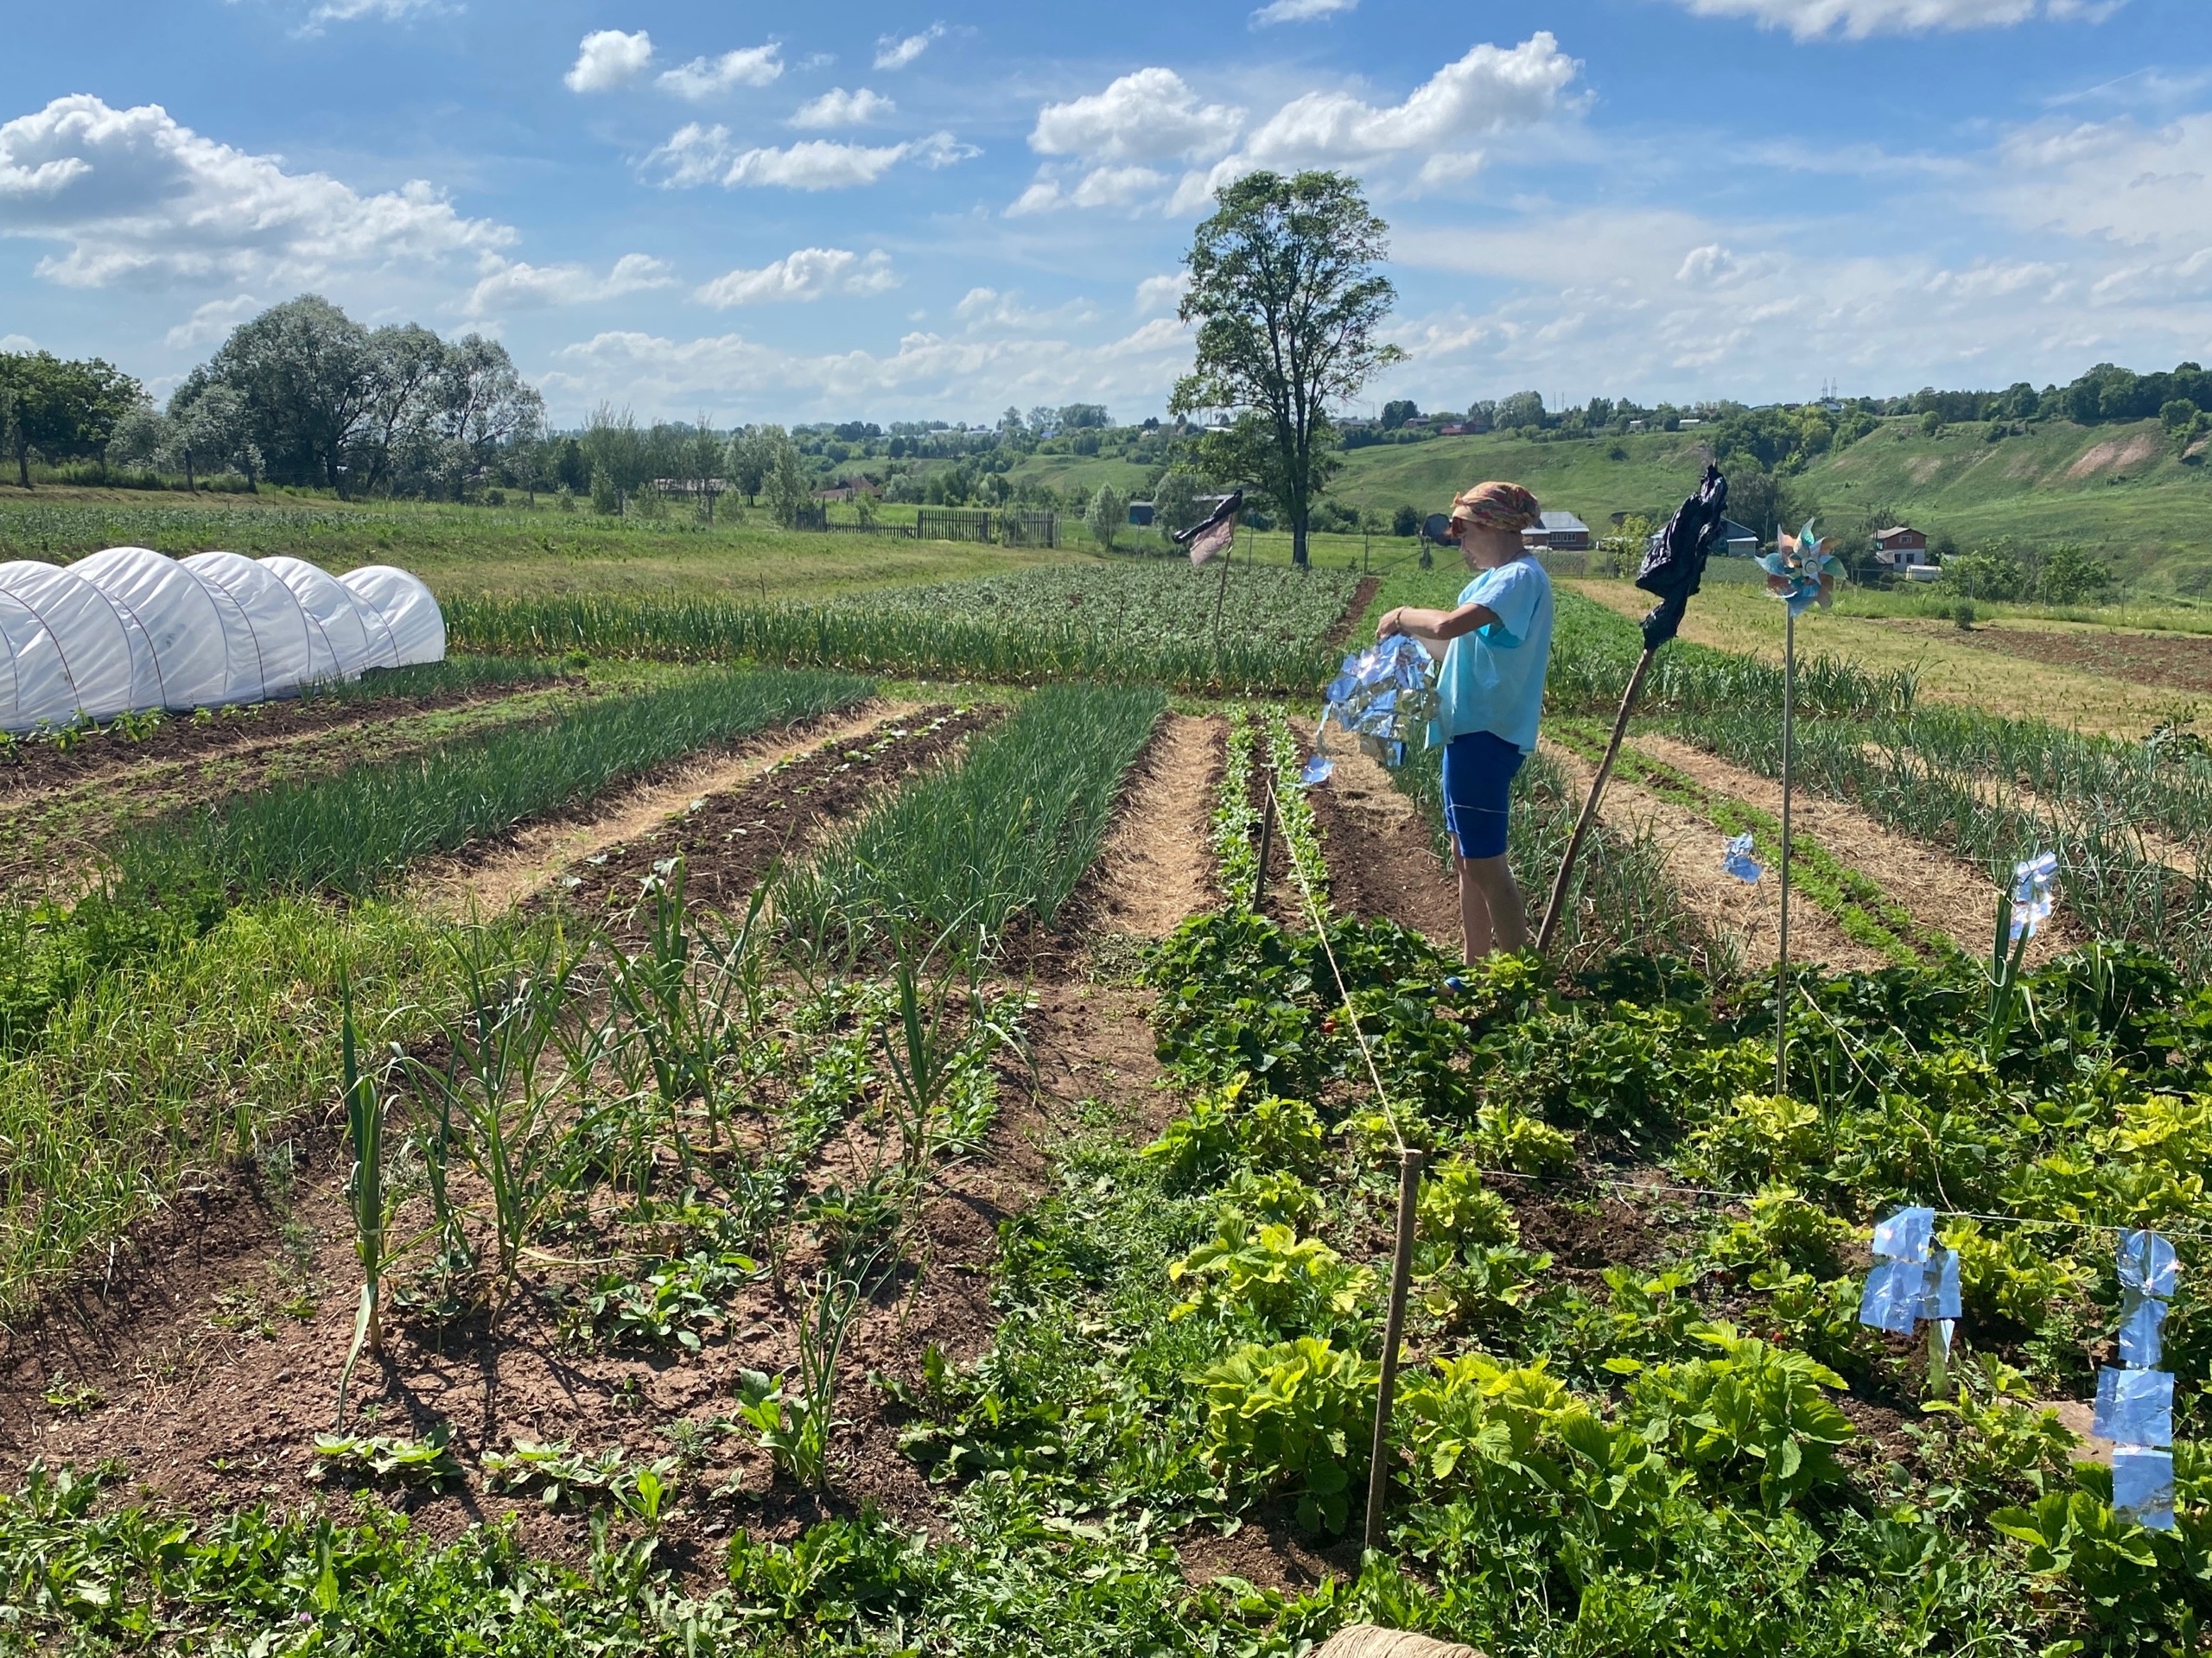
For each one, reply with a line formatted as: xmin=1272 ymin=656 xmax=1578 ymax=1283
xmin=0 ymin=671 xmax=573 ymax=799
xmin=1324 ymin=576 xmax=1384 ymax=651
xmin=1633 ymin=732 xmax=2075 ymax=963
xmin=1301 ymin=740 xmax=1459 ymax=950
xmin=0 ymin=707 xmax=1210 ymax=1572
xmin=531 ymin=704 xmax=1002 ymax=928
xmin=1541 ymin=740 xmax=1891 ymax=975
xmin=411 ymin=701 xmax=950 ymax=918
xmin=1890 ymin=621 xmax=2212 ymax=699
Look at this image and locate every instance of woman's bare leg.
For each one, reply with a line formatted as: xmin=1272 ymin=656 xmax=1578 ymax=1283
xmin=1458 ymin=853 xmax=1528 ymax=959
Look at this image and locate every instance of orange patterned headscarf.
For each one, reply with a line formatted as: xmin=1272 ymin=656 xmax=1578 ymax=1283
xmin=1451 ymin=481 xmax=1542 ymax=534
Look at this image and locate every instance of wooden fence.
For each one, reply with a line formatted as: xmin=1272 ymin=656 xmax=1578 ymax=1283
xmin=913 ymin=508 xmax=1059 ymax=547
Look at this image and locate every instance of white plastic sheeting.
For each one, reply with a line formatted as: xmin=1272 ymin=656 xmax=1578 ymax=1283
xmin=262 ymin=556 xmax=380 ymax=682
xmin=0 ymin=547 xmax=447 ymax=733
xmin=0 ymin=562 xmax=137 ymax=729
xmin=180 ymin=551 xmax=316 ymax=706
xmin=339 ymin=566 xmax=445 ymax=667
xmin=71 ymin=547 xmax=232 ymax=711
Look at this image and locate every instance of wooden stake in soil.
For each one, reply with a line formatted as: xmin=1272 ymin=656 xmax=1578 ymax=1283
xmin=1254 ymin=785 xmax=1276 ymax=912
xmin=1535 ymin=646 xmax=1656 ymax=958
xmin=1776 ymin=606 xmax=1796 ymax=1094
xmin=1364 ymin=1147 xmax=1426 ymax=1554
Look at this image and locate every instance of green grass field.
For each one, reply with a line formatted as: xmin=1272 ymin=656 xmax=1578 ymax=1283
xmin=0 ymin=487 xmax=1065 ymax=603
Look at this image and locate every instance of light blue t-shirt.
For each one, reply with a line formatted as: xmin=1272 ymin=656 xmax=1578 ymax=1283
xmin=1427 ymin=557 xmax=1554 ymax=754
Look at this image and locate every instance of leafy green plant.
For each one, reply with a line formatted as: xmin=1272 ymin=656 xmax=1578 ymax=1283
xmin=1194 ymin=1336 xmax=1377 ymax=1533
xmin=1141 ymin=1075 xmax=1325 ymax=1187
xmin=1471 ymin=1098 xmax=1575 ymax=1177
xmin=1416 ymin=1159 xmax=1519 ymax=1251
xmin=309 ymin=1424 xmax=466 ymax=1492
xmin=734 ymin=1261 xmax=876 ymax=1489
xmin=565 ymin=1251 xmax=759 ymax=1350
xmin=480 ymin=1439 xmax=677 ymax=1509
xmin=1710 ymin=1185 xmax=1852 ymax=1278
xmin=1633 ymin=1322 xmax=1854 ymax=1512
xmin=1168 ymin=1212 xmax=1373 ymax=1333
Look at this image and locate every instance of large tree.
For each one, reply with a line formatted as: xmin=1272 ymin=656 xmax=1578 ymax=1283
xmin=1171 ymin=170 xmax=1402 ymax=568
xmin=194 ymin=295 xmax=383 ymax=495
xmin=0 ymin=350 xmax=141 ymax=488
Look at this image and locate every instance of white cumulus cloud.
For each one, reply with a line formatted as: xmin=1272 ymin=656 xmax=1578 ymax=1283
xmin=1135 ymin=271 xmax=1190 ymax=314
xmin=566 ymin=29 xmax=654 ymax=93
xmin=0 ymin=93 xmax=512 ymax=288
xmin=465 ymin=252 xmax=676 ymax=315
xmin=1665 ymin=0 xmax=2119 ymax=38
xmin=1030 ymin=68 xmax=1243 ymax=163
xmin=695 ymin=246 xmax=897 ymax=307
xmin=652 ymin=126 xmax=975 ymax=190
xmin=874 ymin=23 xmax=945 ymax=70
xmin=657 ymin=44 xmax=784 ymax=100
xmin=1232 ymin=33 xmax=1579 ymax=171
xmin=790 ymin=87 xmax=894 ymax=128
xmin=1251 ymin=0 xmax=1357 ymax=23
xmin=164 ymin=292 xmax=264 ymax=348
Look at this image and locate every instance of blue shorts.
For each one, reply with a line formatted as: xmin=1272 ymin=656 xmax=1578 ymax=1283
xmin=1440 ymin=730 xmax=1524 ymax=860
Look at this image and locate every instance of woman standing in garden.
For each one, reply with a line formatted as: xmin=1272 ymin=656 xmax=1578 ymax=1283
xmin=1374 ymin=481 xmax=1554 ymax=962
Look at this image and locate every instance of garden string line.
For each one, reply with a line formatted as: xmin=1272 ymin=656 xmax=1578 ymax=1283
xmin=1259 ymin=788 xmax=2211 ymax=1250
xmin=1263 ymin=775 xmax=1409 ymax=1159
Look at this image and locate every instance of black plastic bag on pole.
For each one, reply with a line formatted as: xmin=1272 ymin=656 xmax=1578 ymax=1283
xmin=1635 ymin=463 xmax=1728 ymax=651
xmin=1535 ymin=462 xmax=1728 ymax=958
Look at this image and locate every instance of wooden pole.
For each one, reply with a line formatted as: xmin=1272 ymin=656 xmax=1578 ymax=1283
xmin=1253 ymin=786 xmax=1275 ymax=913
xmin=1776 ymin=607 xmax=1796 ymax=1094
xmin=1211 ymin=523 xmax=1235 ymax=655
xmin=1363 ymin=1147 xmax=1426 ymax=1555
xmin=1535 ymin=646 xmax=1656 ymax=958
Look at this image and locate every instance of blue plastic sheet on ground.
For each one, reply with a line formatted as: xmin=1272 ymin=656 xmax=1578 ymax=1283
xmin=1721 ymin=832 xmax=1763 ymax=884
xmin=2095 ymin=1365 xmax=2175 ymax=1449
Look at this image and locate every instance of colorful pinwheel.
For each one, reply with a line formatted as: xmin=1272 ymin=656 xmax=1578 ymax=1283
xmin=1758 ymin=520 xmax=1840 ymax=618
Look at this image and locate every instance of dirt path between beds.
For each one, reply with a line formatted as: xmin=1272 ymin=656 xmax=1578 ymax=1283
xmin=412 ymin=702 xmax=918 ymax=918
xmin=0 ymin=705 xmax=1217 ymax=1571
xmin=1634 ymin=733 xmax=2075 ymax=964
xmin=1540 ymin=740 xmax=1890 ymax=974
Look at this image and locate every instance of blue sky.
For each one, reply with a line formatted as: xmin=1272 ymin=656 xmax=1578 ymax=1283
xmin=2 ymin=0 xmax=2206 ymax=426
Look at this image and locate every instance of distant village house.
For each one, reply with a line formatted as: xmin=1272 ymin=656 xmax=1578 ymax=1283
xmin=1524 ymin=510 xmax=1592 ymax=551
xmin=1872 ymin=525 xmax=1941 ymax=581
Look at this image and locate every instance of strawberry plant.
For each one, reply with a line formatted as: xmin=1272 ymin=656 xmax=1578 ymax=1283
xmin=1633 ymin=1323 xmax=1854 ymax=1512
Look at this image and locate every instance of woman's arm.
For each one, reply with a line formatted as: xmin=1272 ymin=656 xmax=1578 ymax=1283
xmin=1377 ymin=600 xmax=1498 ymax=644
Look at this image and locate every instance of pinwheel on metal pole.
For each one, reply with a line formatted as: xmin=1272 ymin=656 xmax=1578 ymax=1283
xmin=1536 ymin=465 xmax=1728 ymax=959
xmin=1756 ymin=520 xmax=1841 ymax=1092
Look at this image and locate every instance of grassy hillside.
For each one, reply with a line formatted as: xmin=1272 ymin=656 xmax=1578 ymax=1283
xmin=1332 ymin=416 xmax=2210 ymax=589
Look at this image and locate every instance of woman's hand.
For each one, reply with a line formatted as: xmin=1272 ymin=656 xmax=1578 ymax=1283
xmin=1376 ymin=607 xmax=1404 ymax=640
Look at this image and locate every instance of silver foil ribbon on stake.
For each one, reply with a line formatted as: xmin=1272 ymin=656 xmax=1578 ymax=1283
xmin=1858 ymin=1205 xmax=1961 ymax=1388
xmin=2096 ymin=1228 xmax=2179 ymax=1529
xmin=1304 ymin=635 xmax=1440 ymax=787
